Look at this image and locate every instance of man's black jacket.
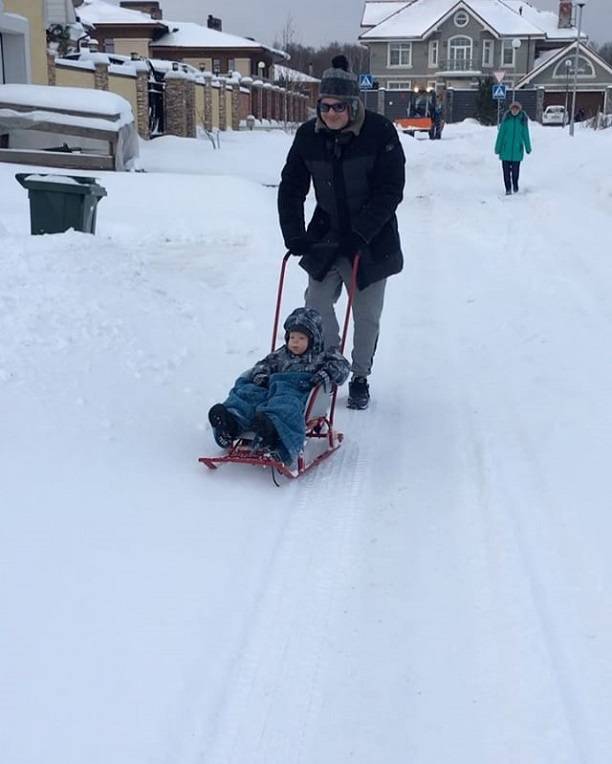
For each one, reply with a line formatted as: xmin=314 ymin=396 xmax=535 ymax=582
xmin=278 ymin=110 xmax=405 ymax=290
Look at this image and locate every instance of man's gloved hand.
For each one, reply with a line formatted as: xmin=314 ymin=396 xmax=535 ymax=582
xmin=286 ymin=235 xmax=311 ymax=257
xmin=252 ymin=373 xmax=269 ymax=387
xmin=340 ymin=231 xmax=368 ymax=259
xmin=311 ymin=370 xmax=331 ymax=391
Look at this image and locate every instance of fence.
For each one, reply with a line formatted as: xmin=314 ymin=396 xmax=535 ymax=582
xmin=47 ymin=55 xmax=310 ymax=140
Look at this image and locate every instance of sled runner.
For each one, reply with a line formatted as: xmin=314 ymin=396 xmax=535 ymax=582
xmin=199 ymin=252 xmax=359 ymax=480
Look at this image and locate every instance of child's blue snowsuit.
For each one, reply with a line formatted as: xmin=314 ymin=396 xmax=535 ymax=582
xmin=222 ymin=307 xmax=350 ymax=463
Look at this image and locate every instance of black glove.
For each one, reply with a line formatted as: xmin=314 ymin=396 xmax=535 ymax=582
xmin=340 ymin=231 xmax=367 ymax=259
xmin=286 ymin=235 xmax=311 ymax=257
xmin=252 ymin=373 xmax=269 ymax=387
xmin=311 ymin=370 xmax=331 ymax=391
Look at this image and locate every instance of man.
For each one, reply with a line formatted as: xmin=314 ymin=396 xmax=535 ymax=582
xmin=278 ymin=55 xmax=405 ymax=410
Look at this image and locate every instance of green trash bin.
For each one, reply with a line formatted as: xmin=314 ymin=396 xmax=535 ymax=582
xmin=15 ymin=173 xmax=107 ymax=235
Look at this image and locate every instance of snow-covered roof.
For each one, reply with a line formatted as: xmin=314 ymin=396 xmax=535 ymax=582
xmin=502 ymin=1 xmax=585 ymax=41
xmin=153 ymin=20 xmax=278 ymax=56
xmin=274 ymin=65 xmax=319 ymax=84
xmin=361 ymin=1 xmax=411 ymax=28
xmin=516 ymin=40 xmax=612 ymax=87
xmin=75 ymin=0 xmax=161 ymax=26
xmin=360 ymin=0 xmax=582 ymax=41
xmin=0 ymin=83 xmax=134 ymax=125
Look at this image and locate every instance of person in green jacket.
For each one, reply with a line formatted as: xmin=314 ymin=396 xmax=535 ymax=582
xmin=495 ymin=101 xmax=532 ymax=195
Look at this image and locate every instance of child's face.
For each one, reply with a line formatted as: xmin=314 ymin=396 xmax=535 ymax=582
xmin=287 ymin=331 xmax=309 ymax=356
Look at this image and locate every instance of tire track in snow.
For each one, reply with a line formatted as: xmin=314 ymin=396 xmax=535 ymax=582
xmin=197 ymin=415 xmax=372 ymax=764
xmin=438 ymin=216 xmax=594 ymax=763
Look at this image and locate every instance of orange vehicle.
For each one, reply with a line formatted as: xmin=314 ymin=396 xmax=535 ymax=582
xmin=394 ymin=89 xmax=443 ymax=140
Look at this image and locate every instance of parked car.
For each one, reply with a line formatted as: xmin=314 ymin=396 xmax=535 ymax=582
xmin=542 ymin=105 xmax=567 ymax=126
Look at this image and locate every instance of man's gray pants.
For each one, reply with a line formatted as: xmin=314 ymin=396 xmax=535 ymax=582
xmin=305 ymin=258 xmax=386 ymax=378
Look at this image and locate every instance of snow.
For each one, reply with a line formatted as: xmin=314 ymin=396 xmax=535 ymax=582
xmin=76 ymin=0 xmax=160 ymax=25
xmin=361 ymin=0 xmax=583 ymax=40
xmin=2 ymin=121 xmax=612 ymax=763
xmin=361 ymin=0 xmax=411 ymax=28
xmin=274 ymin=64 xmax=320 ymax=84
xmin=0 ymin=84 xmax=134 ymax=123
xmin=155 ymin=20 xmax=266 ymax=50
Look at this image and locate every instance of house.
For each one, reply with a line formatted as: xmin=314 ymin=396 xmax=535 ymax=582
xmin=149 ymin=20 xmax=288 ymax=78
xmin=76 ymin=0 xmax=287 ymax=79
xmin=359 ymin=0 xmax=612 ymax=116
xmin=74 ymin=0 xmax=168 ymax=58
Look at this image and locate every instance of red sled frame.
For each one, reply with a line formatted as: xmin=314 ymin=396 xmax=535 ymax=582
xmin=199 ymin=252 xmax=360 ymax=480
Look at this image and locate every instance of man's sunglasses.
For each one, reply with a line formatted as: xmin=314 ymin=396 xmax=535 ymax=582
xmin=319 ymin=102 xmax=348 ymax=113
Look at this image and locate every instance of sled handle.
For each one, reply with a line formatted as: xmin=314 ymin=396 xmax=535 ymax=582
xmin=271 ymin=252 xmax=292 ymax=352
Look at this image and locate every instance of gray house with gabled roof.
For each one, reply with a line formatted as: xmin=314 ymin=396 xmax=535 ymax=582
xmin=360 ymin=0 xmax=612 ymax=117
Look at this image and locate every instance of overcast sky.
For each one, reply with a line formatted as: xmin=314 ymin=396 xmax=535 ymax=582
xmin=112 ymin=0 xmax=612 ymax=47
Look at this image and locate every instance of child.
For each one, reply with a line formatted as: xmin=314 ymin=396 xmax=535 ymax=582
xmin=208 ymin=307 xmax=350 ymax=463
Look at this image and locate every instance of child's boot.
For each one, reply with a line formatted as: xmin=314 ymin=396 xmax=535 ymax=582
xmin=252 ymin=413 xmax=280 ymax=451
xmin=208 ymin=404 xmax=239 ymax=448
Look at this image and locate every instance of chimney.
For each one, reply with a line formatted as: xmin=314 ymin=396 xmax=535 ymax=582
xmin=119 ymin=2 xmax=163 ymax=20
xmin=207 ymin=14 xmax=222 ymax=32
xmin=558 ymin=0 xmax=573 ymax=29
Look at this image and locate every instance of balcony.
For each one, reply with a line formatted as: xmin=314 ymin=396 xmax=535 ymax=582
xmin=437 ymin=58 xmax=482 ymax=75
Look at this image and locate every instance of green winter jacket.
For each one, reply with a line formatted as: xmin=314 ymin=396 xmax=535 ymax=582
xmin=495 ymin=110 xmax=532 ymax=162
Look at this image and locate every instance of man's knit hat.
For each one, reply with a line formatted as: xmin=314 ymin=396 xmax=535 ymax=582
xmin=319 ymin=55 xmax=359 ymax=100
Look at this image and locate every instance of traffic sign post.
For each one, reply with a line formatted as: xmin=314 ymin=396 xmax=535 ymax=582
xmin=492 ymin=83 xmax=507 ymax=126
xmin=494 ymin=70 xmax=505 ymax=83
xmin=359 ymin=73 xmax=374 ymax=90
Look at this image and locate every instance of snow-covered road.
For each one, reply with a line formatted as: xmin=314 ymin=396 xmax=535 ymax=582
xmin=2 ymin=122 xmax=612 ymax=763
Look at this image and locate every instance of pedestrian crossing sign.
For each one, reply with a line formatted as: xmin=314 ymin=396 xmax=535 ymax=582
xmin=359 ymin=74 xmax=374 ymax=90
xmin=492 ymin=84 xmax=507 ymax=100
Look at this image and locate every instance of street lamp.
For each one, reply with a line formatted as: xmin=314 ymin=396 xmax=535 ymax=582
xmin=564 ymin=58 xmax=572 ymax=126
xmin=511 ymin=38 xmax=521 ymax=102
xmin=569 ymin=0 xmax=588 ymax=137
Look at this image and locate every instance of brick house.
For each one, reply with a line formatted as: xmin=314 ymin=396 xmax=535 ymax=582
xmin=74 ymin=0 xmax=168 ymax=59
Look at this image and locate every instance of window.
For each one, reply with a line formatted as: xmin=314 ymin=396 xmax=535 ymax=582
xmin=448 ymin=36 xmax=473 ymax=70
xmin=387 ymin=80 xmax=411 ymax=89
xmin=0 ymin=34 xmax=4 ymax=84
xmin=502 ymin=39 xmax=516 ymax=67
xmin=388 ymin=42 xmax=412 ymax=68
xmin=553 ymin=56 xmax=595 ymax=78
xmin=228 ymin=58 xmax=235 ymax=73
xmin=103 ymin=38 xmax=115 ymax=53
xmin=454 ymin=11 xmax=469 ymax=28
xmin=212 ymin=58 xmax=221 ymax=74
xmin=482 ymin=39 xmax=493 ymax=67
xmin=429 ymin=39 xmax=439 ymax=67
xmin=427 ymin=80 xmax=437 ymax=91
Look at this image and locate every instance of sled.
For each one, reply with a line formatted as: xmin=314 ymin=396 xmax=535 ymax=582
xmin=199 ymin=252 xmax=359 ymax=481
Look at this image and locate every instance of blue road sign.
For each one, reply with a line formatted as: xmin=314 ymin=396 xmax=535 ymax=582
xmin=492 ymin=84 xmax=507 ymax=100
xmin=359 ymin=74 xmax=374 ymax=90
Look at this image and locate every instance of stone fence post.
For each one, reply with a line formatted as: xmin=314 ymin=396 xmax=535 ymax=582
xmin=185 ymin=75 xmax=196 ymax=137
xmin=203 ymin=74 xmax=213 ymax=131
xmin=253 ymin=80 xmax=263 ymax=120
xmin=231 ymin=80 xmax=241 ymax=130
xmin=131 ymin=56 xmax=150 ymax=139
xmin=165 ymin=69 xmax=187 ymax=137
xmin=217 ymin=77 xmax=227 ymax=130
xmin=264 ymin=82 xmax=273 ymax=122
xmin=47 ymin=51 xmax=56 ymax=86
